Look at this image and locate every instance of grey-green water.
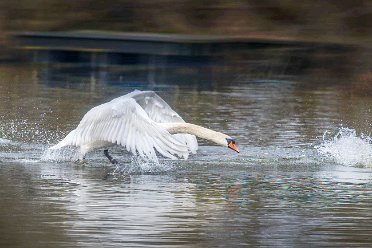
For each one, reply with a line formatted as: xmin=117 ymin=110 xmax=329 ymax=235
xmin=0 ymin=63 xmax=371 ymax=247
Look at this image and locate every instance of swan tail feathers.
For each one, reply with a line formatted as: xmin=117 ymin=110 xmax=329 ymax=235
xmin=50 ymin=129 xmax=77 ymax=150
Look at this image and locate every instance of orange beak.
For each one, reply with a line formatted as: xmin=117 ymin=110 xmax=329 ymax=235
xmin=228 ymin=142 xmax=240 ymax=153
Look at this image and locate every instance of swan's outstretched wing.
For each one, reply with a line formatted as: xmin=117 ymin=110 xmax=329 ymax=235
xmin=51 ymin=98 xmax=189 ymax=161
xmin=122 ymin=90 xmax=198 ymax=153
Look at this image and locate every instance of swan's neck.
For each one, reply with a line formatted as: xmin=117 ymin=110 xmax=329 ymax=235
xmin=160 ymin=123 xmax=229 ymax=146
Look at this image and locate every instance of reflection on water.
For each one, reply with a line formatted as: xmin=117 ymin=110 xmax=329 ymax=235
xmin=0 ymin=57 xmax=371 ymax=247
xmin=0 ymin=159 xmax=371 ymax=247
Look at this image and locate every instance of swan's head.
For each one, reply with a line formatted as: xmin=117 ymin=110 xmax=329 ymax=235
xmin=226 ymin=138 xmax=240 ymax=153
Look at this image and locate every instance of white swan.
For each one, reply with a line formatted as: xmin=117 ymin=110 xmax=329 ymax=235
xmin=50 ymin=90 xmax=239 ymax=163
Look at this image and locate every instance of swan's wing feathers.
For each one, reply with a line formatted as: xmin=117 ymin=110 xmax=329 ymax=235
xmin=112 ymin=100 xmax=190 ymax=160
xmin=127 ymin=90 xmax=183 ymax=123
xmin=172 ymin=134 xmax=198 ymax=154
xmin=54 ymin=98 xmax=189 ymax=161
xmin=128 ymin=90 xmax=198 ymax=153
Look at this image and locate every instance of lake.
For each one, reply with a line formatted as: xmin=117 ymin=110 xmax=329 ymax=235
xmin=0 ymin=56 xmax=371 ymax=247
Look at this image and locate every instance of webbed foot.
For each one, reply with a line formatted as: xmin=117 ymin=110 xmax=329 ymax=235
xmin=74 ymin=158 xmax=87 ymax=166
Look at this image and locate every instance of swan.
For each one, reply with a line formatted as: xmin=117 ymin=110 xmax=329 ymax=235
xmin=50 ymin=90 xmax=239 ymax=163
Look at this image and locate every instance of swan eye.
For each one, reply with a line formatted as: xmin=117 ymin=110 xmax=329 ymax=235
xmin=226 ymin=138 xmax=235 ymax=145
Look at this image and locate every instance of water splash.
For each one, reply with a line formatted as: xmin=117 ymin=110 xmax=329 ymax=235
xmin=41 ymin=146 xmax=77 ymax=162
xmin=41 ymin=145 xmax=173 ymax=175
xmin=317 ymin=127 xmax=372 ymax=167
xmin=108 ymin=157 xmax=172 ymax=177
xmin=0 ymin=117 xmax=63 ymax=144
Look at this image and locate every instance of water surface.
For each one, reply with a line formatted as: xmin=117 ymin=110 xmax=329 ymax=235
xmin=0 ymin=62 xmax=371 ymax=247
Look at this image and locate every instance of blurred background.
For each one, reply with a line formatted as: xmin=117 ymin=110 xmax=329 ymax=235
xmin=0 ymin=0 xmax=371 ymax=93
xmin=0 ymin=0 xmax=371 ymax=40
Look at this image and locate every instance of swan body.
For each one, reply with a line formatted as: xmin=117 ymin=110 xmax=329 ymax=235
xmin=50 ymin=90 xmax=239 ymax=163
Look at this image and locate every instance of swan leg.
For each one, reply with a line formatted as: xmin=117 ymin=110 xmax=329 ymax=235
xmin=104 ymin=149 xmax=118 ymax=164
